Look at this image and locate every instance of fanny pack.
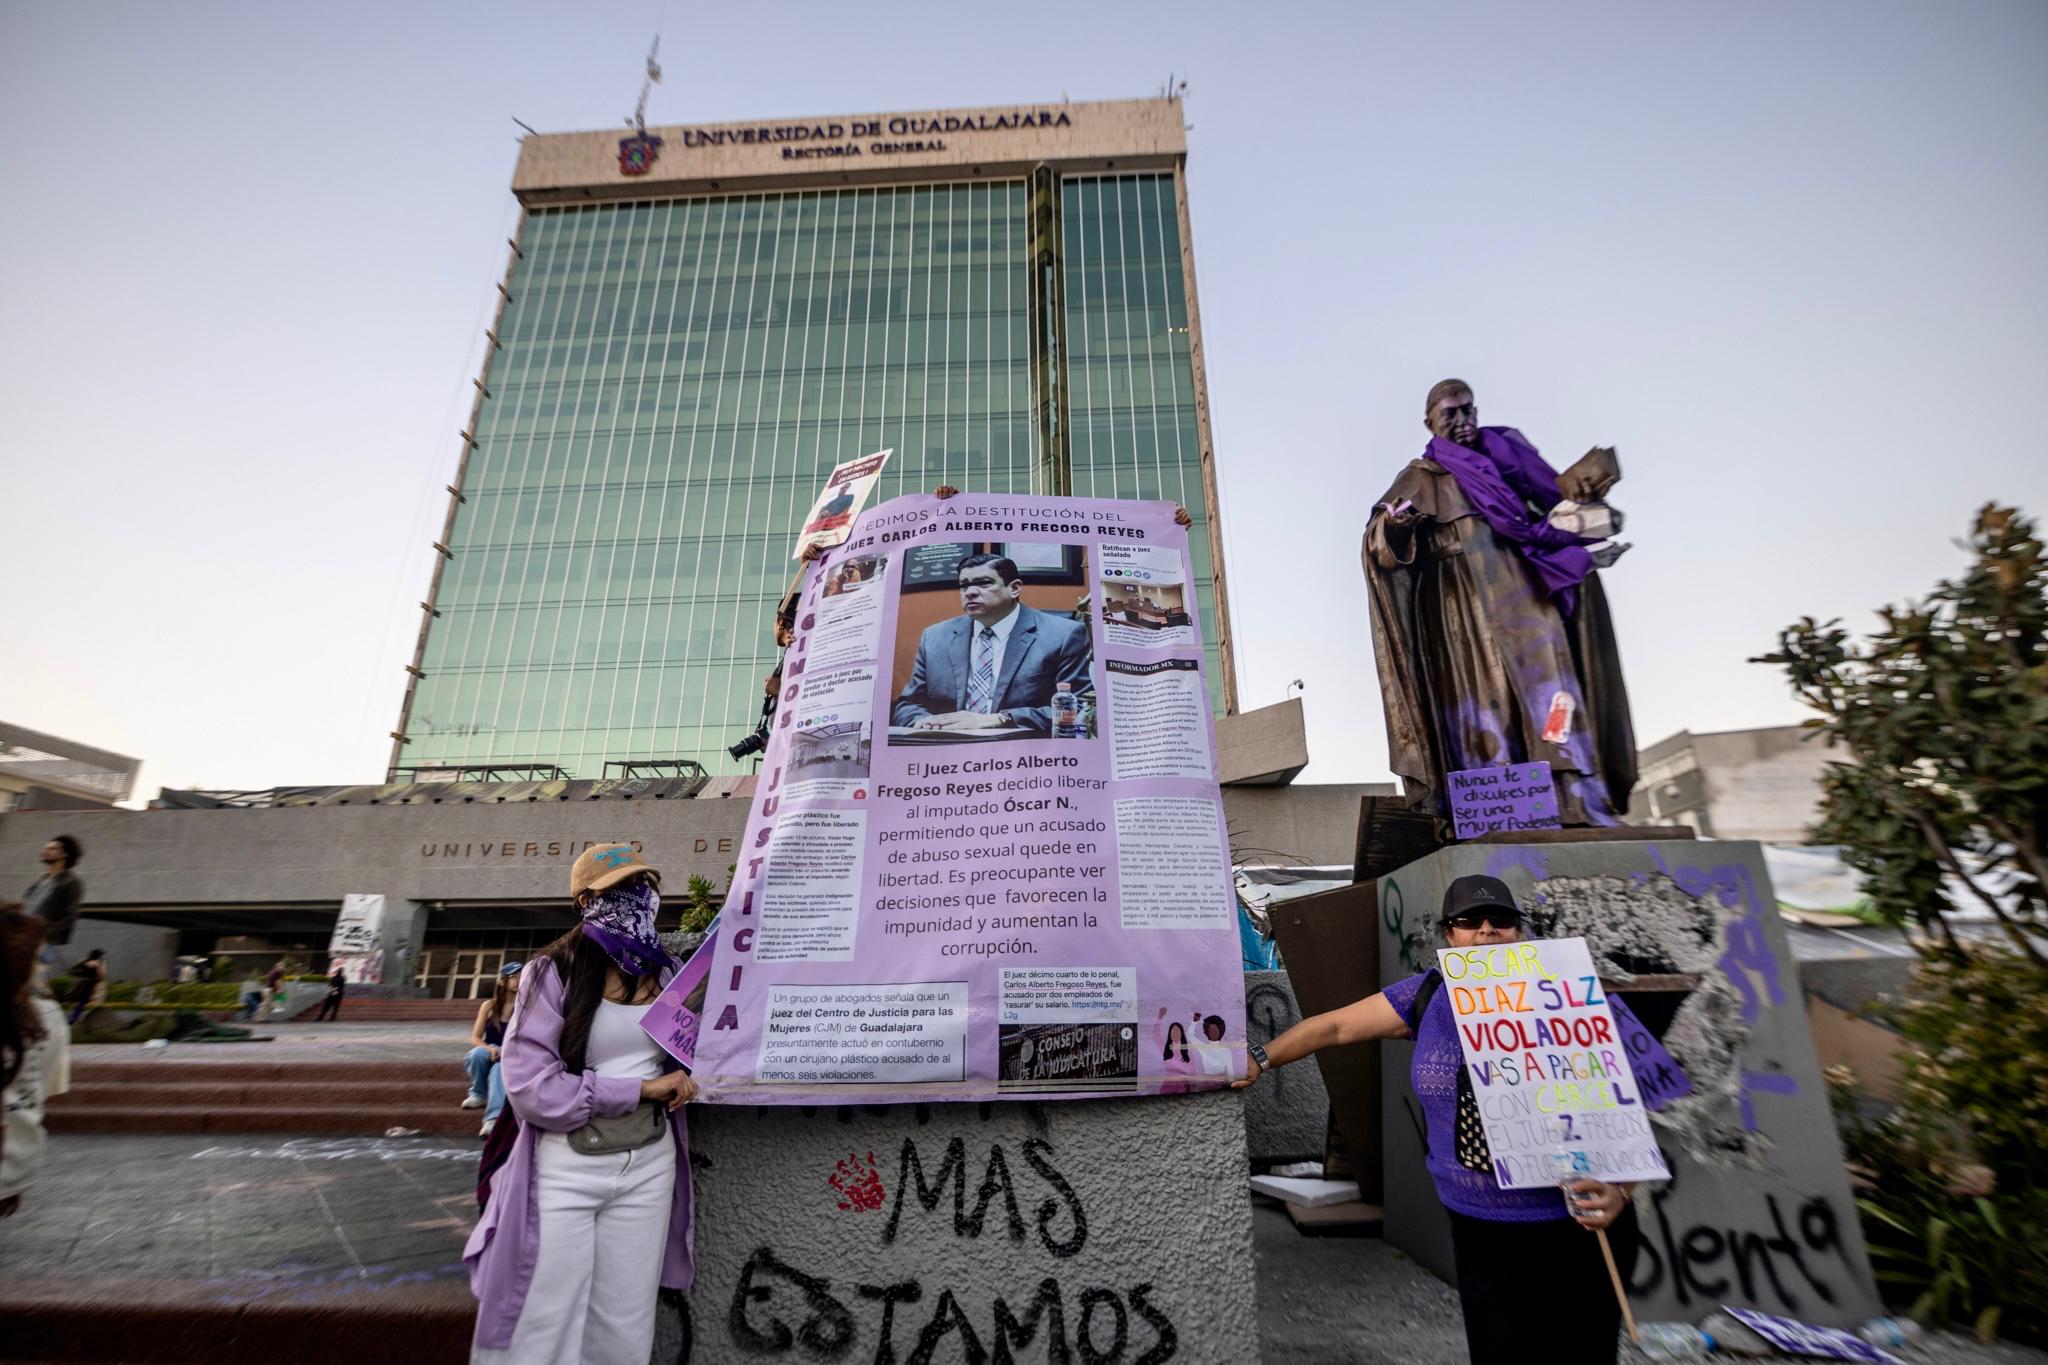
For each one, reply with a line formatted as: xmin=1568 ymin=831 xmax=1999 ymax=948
xmin=568 ymin=1100 xmax=667 ymax=1156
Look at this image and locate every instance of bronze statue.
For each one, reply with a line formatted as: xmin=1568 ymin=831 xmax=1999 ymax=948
xmin=1364 ymin=379 xmax=1637 ymax=829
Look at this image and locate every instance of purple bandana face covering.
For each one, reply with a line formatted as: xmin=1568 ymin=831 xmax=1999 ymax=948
xmin=580 ymin=879 xmax=671 ymax=979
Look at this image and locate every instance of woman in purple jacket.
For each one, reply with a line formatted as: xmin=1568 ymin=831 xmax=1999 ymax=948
xmin=466 ymin=843 xmax=697 ymax=1363
xmin=1234 ymin=875 xmax=1640 ymax=1365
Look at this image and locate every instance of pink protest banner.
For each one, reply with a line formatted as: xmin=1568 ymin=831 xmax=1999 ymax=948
xmin=1436 ymin=935 xmax=1671 ymax=1189
xmin=646 ymin=493 xmax=1245 ymax=1104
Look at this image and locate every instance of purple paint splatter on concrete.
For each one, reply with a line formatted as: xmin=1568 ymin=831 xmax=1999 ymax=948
xmin=1486 ymin=847 xmax=1552 ymax=883
xmin=1739 ymin=1071 xmax=1800 ymax=1131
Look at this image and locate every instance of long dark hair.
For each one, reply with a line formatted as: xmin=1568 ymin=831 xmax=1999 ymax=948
xmin=536 ymin=925 xmax=646 ymax=1075
xmin=2 ymin=906 xmax=48 ymax=1089
xmin=486 ymin=969 xmax=519 ymax=1027
xmin=1163 ymin=1020 xmax=1189 ymax=1062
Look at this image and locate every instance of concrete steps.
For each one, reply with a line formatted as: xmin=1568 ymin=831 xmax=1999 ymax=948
xmin=0 ymin=1276 xmax=473 ymax=1364
xmin=319 ymin=998 xmax=481 ymax=1021
xmin=45 ymin=1104 xmax=484 ymax=1135
xmin=46 ymin=1057 xmax=490 ymax=1136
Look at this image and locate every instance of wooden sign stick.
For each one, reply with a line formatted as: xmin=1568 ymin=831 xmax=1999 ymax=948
xmin=1595 ymin=1227 xmax=1639 ymax=1343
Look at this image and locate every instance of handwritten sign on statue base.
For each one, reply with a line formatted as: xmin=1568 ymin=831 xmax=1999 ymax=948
xmin=1446 ymin=761 xmax=1561 ymax=841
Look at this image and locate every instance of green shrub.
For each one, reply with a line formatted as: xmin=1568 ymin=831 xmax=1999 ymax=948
xmin=679 ymin=874 xmax=721 ymax=935
xmin=71 ymin=1013 xmax=177 ymax=1044
xmin=1832 ymin=952 xmax=2048 ymax=1345
xmin=103 ymin=981 xmax=245 ymax=1007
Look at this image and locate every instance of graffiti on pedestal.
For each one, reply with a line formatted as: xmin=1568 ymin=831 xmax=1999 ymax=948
xmin=1627 ymin=1170 xmax=1856 ymax=1318
xmin=669 ymin=1125 xmax=1182 ymax=1364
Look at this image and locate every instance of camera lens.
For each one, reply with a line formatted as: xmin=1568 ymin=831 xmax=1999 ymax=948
xmin=727 ymin=731 xmax=768 ymax=761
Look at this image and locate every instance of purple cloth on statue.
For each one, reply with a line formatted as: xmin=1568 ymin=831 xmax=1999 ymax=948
xmin=1424 ymin=427 xmax=1593 ymax=609
xmin=1384 ymin=972 xmax=1572 ymax=1222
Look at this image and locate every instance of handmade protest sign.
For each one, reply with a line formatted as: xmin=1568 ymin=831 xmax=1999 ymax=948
xmin=1436 ymin=935 xmax=1670 ymax=1188
xmin=638 ymin=931 xmax=715 ymax=1071
xmin=1611 ymin=994 xmax=1692 ymax=1110
xmin=648 ymin=492 xmax=1245 ymax=1104
xmin=1445 ymin=761 xmax=1562 ymax=840
xmin=792 ymin=448 xmax=891 ymax=559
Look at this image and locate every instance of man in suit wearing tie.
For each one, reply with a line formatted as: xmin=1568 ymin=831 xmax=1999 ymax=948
xmin=892 ymin=553 xmax=1093 ymax=735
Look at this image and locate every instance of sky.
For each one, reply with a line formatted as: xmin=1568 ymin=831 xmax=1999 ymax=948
xmin=2 ymin=0 xmax=2045 ymax=802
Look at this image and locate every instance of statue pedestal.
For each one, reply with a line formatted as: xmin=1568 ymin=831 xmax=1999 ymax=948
xmin=1375 ymin=837 xmax=1882 ymax=1327
xmin=656 ymin=1090 xmax=1258 ymax=1360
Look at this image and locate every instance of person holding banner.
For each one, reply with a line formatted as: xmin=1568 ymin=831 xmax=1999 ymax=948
xmin=466 ymin=844 xmax=698 ymax=1365
xmin=1234 ymin=874 xmax=1640 ymax=1364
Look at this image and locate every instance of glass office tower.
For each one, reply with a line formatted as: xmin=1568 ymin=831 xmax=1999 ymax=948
xmin=390 ymin=100 xmax=1231 ymax=778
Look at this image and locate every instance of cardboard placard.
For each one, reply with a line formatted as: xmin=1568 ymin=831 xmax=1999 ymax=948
xmin=793 ymin=449 xmax=891 ymax=559
xmin=1612 ymin=995 xmax=1693 ymax=1110
xmin=1446 ymin=761 xmax=1561 ymax=840
xmin=1437 ymin=935 xmax=1670 ymax=1189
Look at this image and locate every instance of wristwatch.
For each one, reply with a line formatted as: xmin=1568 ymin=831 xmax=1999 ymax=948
xmin=1248 ymin=1042 xmax=1272 ymax=1071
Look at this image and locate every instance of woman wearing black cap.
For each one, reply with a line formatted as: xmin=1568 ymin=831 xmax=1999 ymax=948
xmin=1234 ymin=874 xmax=1640 ymax=1364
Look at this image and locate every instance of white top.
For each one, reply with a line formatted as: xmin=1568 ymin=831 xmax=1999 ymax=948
xmin=587 ymin=999 xmax=664 ymax=1080
xmin=2 ymin=999 xmax=70 ymax=1200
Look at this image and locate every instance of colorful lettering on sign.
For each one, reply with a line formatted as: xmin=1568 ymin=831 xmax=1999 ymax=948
xmin=1438 ymin=935 xmax=1670 ymax=1190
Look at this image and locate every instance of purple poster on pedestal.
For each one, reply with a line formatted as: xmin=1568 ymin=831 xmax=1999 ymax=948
xmin=644 ymin=493 xmax=1245 ymax=1104
xmin=1446 ymin=761 xmax=1561 ymax=840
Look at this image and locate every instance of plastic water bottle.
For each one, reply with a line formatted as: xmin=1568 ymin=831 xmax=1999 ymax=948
xmin=1635 ymin=1322 xmax=1715 ymax=1358
xmin=1856 ymin=1317 xmax=1923 ymax=1349
xmin=1051 ymin=684 xmax=1078 ymax=738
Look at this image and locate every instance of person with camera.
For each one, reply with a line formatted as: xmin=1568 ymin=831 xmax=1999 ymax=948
xmin=465 ymin=844 xmax=697 ymax=1364
xmin=1233 ymin=875 xmax=1640 ymax=1364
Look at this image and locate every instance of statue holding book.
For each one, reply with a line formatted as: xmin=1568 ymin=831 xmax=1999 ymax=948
xmin=1363 ymin=379 xmax=1638 ymax=830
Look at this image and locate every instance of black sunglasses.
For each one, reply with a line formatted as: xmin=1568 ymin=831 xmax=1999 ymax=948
xmin=1445 ymin=909 xmax=1523 ymax=931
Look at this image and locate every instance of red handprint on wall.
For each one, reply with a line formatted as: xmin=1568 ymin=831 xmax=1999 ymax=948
xmin=828 ymin=1151 xmax=885 ymax=1212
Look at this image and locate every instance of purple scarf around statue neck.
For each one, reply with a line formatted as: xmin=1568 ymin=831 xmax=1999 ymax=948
xmin=1424 ymin=426 xmax=1593 ymax=610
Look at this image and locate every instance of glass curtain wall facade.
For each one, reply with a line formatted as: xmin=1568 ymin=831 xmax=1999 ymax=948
xmin=1061 ymin=175 xmax=1221 ymax=693
xmin=401 ymin=172 xmax=1213 ymax=776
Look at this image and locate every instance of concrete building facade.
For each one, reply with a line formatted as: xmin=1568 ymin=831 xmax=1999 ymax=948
xmin=0 ymin=721 xmax=139 ymax=813
xmin=1627 ymin=725 xmax=1829 ymax=843
xmin=0 ymin=705 xmax=1375 ymax=997
xmin=388 ymin=96 xmax=1235 ymax=782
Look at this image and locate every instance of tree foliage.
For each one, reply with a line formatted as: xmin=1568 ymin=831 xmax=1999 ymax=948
xmin=1754 ymin=504 xmax=2048 ymax=972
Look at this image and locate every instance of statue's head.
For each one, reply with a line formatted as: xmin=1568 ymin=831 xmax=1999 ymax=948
xmin=1425 ymin=379 xmax=1480 ymax=449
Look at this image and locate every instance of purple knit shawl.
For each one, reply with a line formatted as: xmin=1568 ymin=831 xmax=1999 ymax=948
xmin=1424 ymin=427 xmax=1593 ymax=609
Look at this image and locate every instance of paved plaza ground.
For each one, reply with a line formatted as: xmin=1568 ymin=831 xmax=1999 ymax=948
xmin=7 ymin=1135 xmax=2045 ymax=1363
xmin=3 ymin=1022 xmax=2044 ymax=1362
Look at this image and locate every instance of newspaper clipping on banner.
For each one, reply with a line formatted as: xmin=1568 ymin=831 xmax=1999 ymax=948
xmin=645 ymin=493 xmax=1245 ymax=1104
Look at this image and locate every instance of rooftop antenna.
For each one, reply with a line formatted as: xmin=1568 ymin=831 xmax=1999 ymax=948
xmin=625 ymin=34 xmax=662 ymax=135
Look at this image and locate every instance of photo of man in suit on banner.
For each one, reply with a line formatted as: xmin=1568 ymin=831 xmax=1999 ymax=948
xmin=889 ymin=547 xmax=1094 ymax=743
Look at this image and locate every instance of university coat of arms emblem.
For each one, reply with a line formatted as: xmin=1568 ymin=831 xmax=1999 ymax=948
xmin=618 ymin=133 xmax=663 ymax=176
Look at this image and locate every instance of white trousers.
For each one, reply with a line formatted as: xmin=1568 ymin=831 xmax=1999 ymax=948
xmin=474 ymin=1130 xmax=675 ymax=1365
